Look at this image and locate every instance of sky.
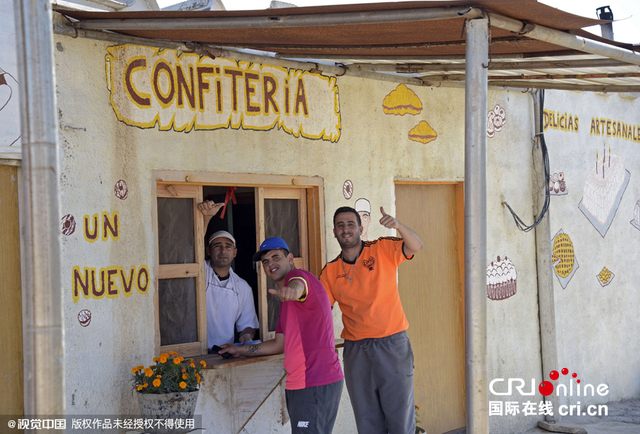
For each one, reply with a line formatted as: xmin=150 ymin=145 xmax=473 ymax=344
xmin=157 ymin=0 xmax=640 ymax=44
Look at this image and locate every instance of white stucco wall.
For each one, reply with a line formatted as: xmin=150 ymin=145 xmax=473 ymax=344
xmin=542 ymin=90 xmax=640 ymax=406
xmin=484 ymin=90 xmax=544 ymax=434
xmin=40 ymin=28 xmax=640 ymax=434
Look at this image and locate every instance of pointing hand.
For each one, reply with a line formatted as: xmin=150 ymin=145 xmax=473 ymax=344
xmin=268 ymin=285 xmax=303 ymax=302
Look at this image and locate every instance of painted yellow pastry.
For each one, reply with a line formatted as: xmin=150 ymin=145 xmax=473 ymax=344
xmin=597 ymin=267 xmax=613 ymax=285
xmin=382 ymin=84 xmax=423 ymax=115
xmin=552 ymin=233 xmax=575 ymax=278
xmin=408 ymin=121 xmax=437 ymax=144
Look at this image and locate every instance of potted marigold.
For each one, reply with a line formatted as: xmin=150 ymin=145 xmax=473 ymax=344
xmin=131 ymin=351 xmax=206 ymax=434
xmin=415 ymin=405 xmax=426 ymax=433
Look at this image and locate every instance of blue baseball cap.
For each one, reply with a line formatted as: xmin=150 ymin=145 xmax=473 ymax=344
xmin=253 ymin=237 xmax=290 ymax=262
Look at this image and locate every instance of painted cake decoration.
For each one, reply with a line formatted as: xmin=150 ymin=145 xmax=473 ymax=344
xmin=486 ymin=256 xmax=517 ymax=300
xmin=578 ymin=144 xmax=630 ymax=237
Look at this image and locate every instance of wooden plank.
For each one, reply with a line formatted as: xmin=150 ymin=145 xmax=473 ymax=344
xmin=194 ymin=186 xmax=207 ymax=355
xmin=152 ymin=179 xmax=161 ymax=355
xmin=193 ymin=353 xmax=285 ymax=370
xmin=298 ymin=189 xmax=309 ymax=270
xmin=306 ymin=185 xmax=326 ymax=276
xmin=158 ymin=263 xmax=199 ymax=279
xmin=191 ymin=341 xmax=341 ymax=369
xmin=255 ymin=187 xmax=269 ymax=342
xmin=394 ymin=179 xmax=462 ymax=185
xmin=316 ymin=184 xmax=326 ymax=273
xmin=263 ymin=187 xmax=303 ymax=199
xmin=0 ymin=165 xmax=23 ymax=417
xmin=455 ymin=183 xmax=466 ymax=345
xmin=156 ymin=183 xmax=199 ymax=198
xmin=154 ymin=170 xmax=323 ymax=188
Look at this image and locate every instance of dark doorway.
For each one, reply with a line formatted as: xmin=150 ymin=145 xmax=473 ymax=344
xmin=203 ymin=186 xmax=259 ymax=341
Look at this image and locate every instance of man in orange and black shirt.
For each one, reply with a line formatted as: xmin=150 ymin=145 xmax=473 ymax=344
xmin=320 ymin=206 xmax=423 ymax=434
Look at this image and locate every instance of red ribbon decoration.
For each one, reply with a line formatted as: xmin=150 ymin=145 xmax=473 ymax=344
xmin=219 ymin=186 xmax=237 ymax=219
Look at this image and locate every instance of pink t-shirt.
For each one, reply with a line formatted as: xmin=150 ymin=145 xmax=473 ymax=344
xmin=276 ymin=269 xmax=344 ymax=390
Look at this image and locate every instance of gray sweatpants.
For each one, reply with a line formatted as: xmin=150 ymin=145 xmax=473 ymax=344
xmin=343 ymin=331 xmax=415 ymax=434
xmin=285 ymin=379 xmax=344 ymax=434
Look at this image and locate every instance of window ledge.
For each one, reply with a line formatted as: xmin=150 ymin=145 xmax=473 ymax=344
xmin=193 ymin=339 xmax=343 ymax=370
xmin=194 ymin=353 xmax=284 ymax=370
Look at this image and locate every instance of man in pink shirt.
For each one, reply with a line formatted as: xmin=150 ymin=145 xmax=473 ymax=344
xmin=220 ymin=237 xmax=344 ymax=434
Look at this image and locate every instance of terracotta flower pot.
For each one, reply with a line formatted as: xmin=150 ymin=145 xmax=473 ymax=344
xmin=137 ymin=390 xmax=199 ymax=434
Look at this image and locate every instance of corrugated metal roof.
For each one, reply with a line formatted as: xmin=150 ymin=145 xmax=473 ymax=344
xmin=53 ymin=0 xmax=640 ymax=92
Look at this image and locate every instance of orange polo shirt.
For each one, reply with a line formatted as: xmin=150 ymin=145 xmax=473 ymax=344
xmin=319 ymin=237 xmax=411 ymax=341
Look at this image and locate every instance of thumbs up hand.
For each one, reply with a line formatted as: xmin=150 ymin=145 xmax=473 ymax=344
xmin=379 ymin=206 xmax=400 ymax=229
xmin=197 ymin=200 xmax=224 ymax=217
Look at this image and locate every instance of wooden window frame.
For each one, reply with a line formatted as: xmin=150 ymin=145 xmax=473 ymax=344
xmin=152 ymin=171 xmax=325 ymax=357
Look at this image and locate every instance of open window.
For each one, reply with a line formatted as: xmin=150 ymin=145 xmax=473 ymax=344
xmin=153 ymin=172 xmax=325 ymax=357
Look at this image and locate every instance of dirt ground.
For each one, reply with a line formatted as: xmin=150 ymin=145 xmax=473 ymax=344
xmin=523 ymin=398 xmax=640 ymax=434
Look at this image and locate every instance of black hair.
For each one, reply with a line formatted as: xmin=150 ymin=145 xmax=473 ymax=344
xmin=260 ymin=248 xmax=290 ymax=261
xmin=333 ymin=206 xmax=361 ymax=227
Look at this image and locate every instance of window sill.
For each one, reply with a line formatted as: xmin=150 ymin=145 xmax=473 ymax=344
xmin=194 ymin=353 xmax=285 ymax=370
xmin=193 ymin=339 xmax=343 ymax=370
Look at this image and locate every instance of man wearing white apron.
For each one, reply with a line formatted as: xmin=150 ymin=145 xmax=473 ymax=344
xmin=198 ymin=201 xmax=259 ymax=348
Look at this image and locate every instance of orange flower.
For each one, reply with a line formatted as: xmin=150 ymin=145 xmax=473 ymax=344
xmin=169 ymin=351 xmax=177 ymax=356
xmin=200 ymin=361 xmax=207 ymax=368
xmin=179 ymin=381 xmax=187 ymax=389
xmin=173 ymin=357 xmax=181 ymax=365
xmin=182 ymin=368 xmax=186 ymax=373
xmin=131 ymin=367 xmax=140 ymax=373
xmin=160 ymin=356 xmax=167 ymax=363
xmin=136 ymin=385 xmax=144 ymax=391
xmin=182 ymin=374 xmax=188 ymax=380
xmin=196 ymin=373 xmax=201 ymax=383
xmin=153 ymin=357 xmax=160 ymax=363
xmin=143 ymin=383 xmax=148 ymax=388
xmin=156 ymin=375 xmax=162 ymax=378
xmin=160 ymin=353 xmax=169 ymax=359
xmin=190 ymin=363 xmax=195 ymax=368
xmin=153 ymin=379 xmax=161 ymax=387
xmin=144 ymin=368 xmax=153 ymax=377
